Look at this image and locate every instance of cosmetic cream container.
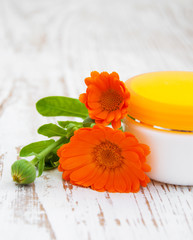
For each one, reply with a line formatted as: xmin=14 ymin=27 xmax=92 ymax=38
xmin=124 ymin=71 xmax=193 ymax=185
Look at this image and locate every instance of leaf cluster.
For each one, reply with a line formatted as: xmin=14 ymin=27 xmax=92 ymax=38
xmin=19 ymin=96 xmax=90 ymax=177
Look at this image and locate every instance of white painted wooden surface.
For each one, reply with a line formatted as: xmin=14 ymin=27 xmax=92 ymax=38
xmin=0 ymin=0 xmax=193 ymax=239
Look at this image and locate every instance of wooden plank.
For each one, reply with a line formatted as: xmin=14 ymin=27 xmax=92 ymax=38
xmin=0 ymin=154 xmax=4 ymax=180
xmin=0 ymin=0 xmax=193 ymax=239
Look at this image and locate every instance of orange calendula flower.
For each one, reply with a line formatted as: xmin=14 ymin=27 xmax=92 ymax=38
xmin=57 ymin=125 xmax=151 ymax=193
xmin=79 ymin=71 xmax=130 ymax=129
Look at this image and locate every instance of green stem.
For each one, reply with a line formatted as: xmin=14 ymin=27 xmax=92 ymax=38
xmin=30 ymin=137 xmax=66 ymax=166
xmin=83 ymin=116 xmax=95 ymax=127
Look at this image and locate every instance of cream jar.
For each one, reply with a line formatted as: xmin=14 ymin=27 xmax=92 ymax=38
xmin=124 ymin=71 xmax=193 ymax=185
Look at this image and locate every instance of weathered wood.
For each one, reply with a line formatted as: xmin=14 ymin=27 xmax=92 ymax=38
xmin=0 ymin=0 xmax=193 ymax=239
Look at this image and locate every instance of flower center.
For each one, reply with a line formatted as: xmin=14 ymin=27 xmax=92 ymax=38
xmin=100 ymin=89 xmax=123 ymax=111
xmin=92 ymin=141 xmax=123 ymax=169
xmin=12 ymin=174 xmax=24 ymax=183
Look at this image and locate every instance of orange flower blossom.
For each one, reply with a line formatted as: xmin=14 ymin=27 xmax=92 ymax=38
xmin=57 ymin=125 xmax=151 ymax=193
xmin=79 ymin=71 xmax=130 ymax=129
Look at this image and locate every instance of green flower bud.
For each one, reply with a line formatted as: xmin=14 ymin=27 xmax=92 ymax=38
xmin=11 ymin=159 xmax=36 ymax=184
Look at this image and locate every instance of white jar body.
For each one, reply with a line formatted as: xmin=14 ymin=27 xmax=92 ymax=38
xmin=124 ymin=117 xmax=193 ymax=185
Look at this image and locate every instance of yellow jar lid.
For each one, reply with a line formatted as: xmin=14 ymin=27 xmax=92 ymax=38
xmin=125 ymin=71 xmax=193 ymax=131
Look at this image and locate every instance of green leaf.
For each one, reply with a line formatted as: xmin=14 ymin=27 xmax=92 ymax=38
xmin=44 ymin=152 xmax=60 ymax=170
xmin=38 ymin=123 xmax=67 ymax=137
xmin=36 ymin=96 xmax=88 ymax=119
xmin=20 ymin=140 xmax=55 ymax=157
xmin=38 ymin=158 xmax=45 ymax=177
xmin=58 ymin=121 xmax=83 ymax=129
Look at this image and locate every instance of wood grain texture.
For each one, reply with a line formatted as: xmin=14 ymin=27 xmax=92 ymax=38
xmin=0 ymin=0 xmax=193 ymax=239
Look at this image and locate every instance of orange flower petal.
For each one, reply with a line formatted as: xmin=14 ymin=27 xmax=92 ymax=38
xmin=142 ymin=163 xmax=151 ymax=172
xmin=79 ymin=93 xmax=87 ymax=104
xmin=95 ymin=110 xmax=109 ymax=119
xmin=120 ymin=166 xmax=132 ymax=193
xmin=106 ymin=112 xmax=115 ymax=122
xmin=130 ymin=173 xmax=141 ymax=192
xmin=57 ymin=126 xmax=151 ymax=193
xmin=91 ymin=186 xmax=106 ymax=192
xmin=59 ymin=138 xmax=93 ymax=158
xmin=141 ymin=175 xmax=151 ymax=187
xmin=105 ymin=170 xmax=115 ymax=192
xmin=111 ymin=119 xmax=121 ymax=129
xmin=128 ymin=164 xmax=146 ymax=180
xmin=88 ymin=101 xmax=101 ymax=109
xmin=79 ymin=71 xmax=130 ymax=129
xmin=70 ymin=163 xmax=95 ymax=182
xmin=57 ymin=144 xmax=66 ymax=157
xmin=114 ymin=170 xmax=127 ymax=192
xmin=85 ymin=77 xmax=94 ymax=86
xmin=140 ymin=144 xmax=151 ymax=156
xmin=61 ymin=155 xmax=92 ymax=171
xmin=87 ymin=86 xmax=101 ymax=100
xmin=114 ymin=110 xmax=122 ymax=121
xmin=92 ymin=169 xmax=109 ymax=190
xmin=91 ymin=71 xmax=100 ymax=78
xmin=62 ymin=170 xmax=71 ymax=180
xmin=78 ymin=167 xmax=103 ymax=187
xmin=89 ymin=108 xmax=103 ymax=116
xmin=58 ymin=164 xmax=63 ymax=172
xmin=122 ymin=151 xmax=141 ymax=168
xmin=119 ymin=137 xmax=138 ymax=148
xmin=108 ymin=130 xmax=125 ymax=143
